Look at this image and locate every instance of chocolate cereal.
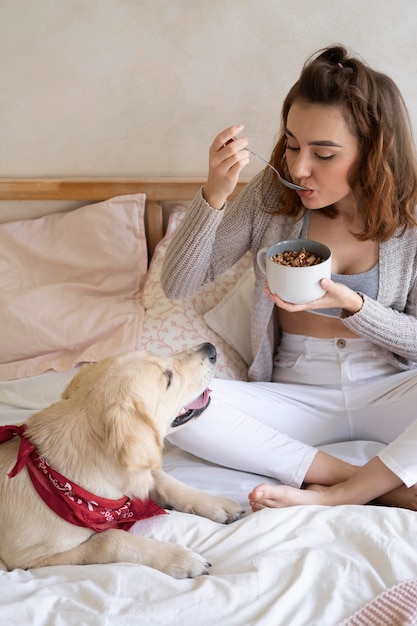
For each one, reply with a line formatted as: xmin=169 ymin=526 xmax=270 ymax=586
xmin=270 ymin=248 xmax=325 ymax=267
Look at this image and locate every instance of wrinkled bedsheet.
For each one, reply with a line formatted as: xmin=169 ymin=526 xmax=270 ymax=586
xmin=0 ymin=372 xmax=416 ymax=626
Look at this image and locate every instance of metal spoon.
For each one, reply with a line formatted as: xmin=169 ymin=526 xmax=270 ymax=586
xmin=246 ymin=148 xmax=310 ymax=192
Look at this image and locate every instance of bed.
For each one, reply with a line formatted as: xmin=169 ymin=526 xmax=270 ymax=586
xmin=0 ymin=177 xmax=416 ymax=626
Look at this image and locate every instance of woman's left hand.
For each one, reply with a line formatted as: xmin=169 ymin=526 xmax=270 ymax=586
xmin=265 ymin=278 xmax=364 ymax=315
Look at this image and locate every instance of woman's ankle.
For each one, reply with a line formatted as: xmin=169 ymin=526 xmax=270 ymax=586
xmin=304 ymin=450 xmax=358 ymax=486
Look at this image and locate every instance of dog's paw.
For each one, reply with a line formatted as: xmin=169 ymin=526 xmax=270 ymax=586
xmin=191 ymin=496 xmax=246 ymax=524
xmin=152 ymin=544 xmax=211 ymax=579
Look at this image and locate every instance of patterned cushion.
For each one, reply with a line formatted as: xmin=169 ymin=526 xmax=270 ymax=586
xmin=140 ymin=205 xmax=251 ymax=380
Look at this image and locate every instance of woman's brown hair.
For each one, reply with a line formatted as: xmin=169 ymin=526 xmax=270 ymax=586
xmin=266 ymin=45 xmax=417 ymax=240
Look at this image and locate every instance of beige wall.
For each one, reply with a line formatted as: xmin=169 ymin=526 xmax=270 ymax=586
xmin=1 ymin=0 xmax=416 ymax=178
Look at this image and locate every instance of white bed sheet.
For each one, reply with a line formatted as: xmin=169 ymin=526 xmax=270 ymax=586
xmin=1 ymin=372 xmax=417 ymax=626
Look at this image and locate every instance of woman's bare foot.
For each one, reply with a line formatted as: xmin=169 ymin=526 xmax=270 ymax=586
xmin=248 ymin=483 xmax=330 ymax=511
xmin=248 ymin=458 xmax=417 ymax=513
xmin=247 ymin=448 xmax=359 ymax=512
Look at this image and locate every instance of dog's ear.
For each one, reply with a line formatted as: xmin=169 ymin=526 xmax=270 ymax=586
xmin=103 ymin=400 xmax=163 ymax=471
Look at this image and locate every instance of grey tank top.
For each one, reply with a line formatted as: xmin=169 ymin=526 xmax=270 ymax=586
xmin=300 ymin=212 xmax=379 ymax=317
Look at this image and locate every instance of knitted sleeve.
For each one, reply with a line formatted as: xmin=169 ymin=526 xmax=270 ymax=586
xmin=343 ymin=295 xmax=417 ymax=363
xmin=161 ymin=173 xmax=264 ymax=299
xmin=342 ymin=230 xmax=417 ymax=366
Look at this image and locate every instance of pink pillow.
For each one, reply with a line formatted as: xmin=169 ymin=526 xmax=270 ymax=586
xmin=0 ymin=194 xmax=147 ymax=380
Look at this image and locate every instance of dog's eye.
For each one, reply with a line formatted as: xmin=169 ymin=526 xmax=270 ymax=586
xmin=163 ymin=369 xmax=173 ymax=389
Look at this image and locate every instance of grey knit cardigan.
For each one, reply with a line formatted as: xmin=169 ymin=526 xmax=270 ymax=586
xmin=161 ymin=171 xmax=417 ymax=382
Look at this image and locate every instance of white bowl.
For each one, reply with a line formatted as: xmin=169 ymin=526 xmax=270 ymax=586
xmin=257 ymin=238 xmax=332 ymax=304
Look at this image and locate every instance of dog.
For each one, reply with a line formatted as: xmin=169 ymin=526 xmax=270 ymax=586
xmin=0 ymin=343 xmax=244 ymax=579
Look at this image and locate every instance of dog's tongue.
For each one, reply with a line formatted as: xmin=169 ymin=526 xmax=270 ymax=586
xmin=184 ymin=388 xmax=211 ymax=410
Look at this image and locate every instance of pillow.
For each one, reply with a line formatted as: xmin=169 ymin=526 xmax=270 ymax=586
xmin=140 ymin=205 xmax=252 ymax=381
xmin=0 ymin=194 xmax=147 ymax=380
xmin=203 ymin=268 xmax=255 ymax=365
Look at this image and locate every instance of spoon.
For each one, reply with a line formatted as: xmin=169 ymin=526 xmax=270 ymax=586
xmin=245 ymin=148 xmax=310 ymax=192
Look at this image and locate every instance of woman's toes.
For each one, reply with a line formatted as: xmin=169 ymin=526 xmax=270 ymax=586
xmin=249 ymin=484 xmax=271 ymax=502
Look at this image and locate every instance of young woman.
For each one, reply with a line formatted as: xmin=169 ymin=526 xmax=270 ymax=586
xmin=161 ymin=45 xmax=417 ymax=511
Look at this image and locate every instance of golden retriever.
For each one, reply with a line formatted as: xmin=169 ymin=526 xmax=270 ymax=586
xmin=0 ymin=343 xmax=244 ymax=578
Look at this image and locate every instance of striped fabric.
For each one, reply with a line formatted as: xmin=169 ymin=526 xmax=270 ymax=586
xmin=340 ymin=579 xmax=417 ymax=626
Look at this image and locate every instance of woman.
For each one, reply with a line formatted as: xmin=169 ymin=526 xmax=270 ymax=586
xmin=161 ymin=45 xmax=417 ymax=511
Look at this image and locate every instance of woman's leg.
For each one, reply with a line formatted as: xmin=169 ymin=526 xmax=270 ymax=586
xmin=171 ymin=336 xmax=417 ymax=498
xmin=249 ymin=456 xmax=402 ymax=510
xmin=249 ymin=366 xmax=417 ymax=510
xmin=169 ymin=376 xmax=354 ymax=488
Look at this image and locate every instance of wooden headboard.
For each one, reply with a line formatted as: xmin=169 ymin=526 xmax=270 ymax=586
xmin=0 ymin=178 xmax=248 ymax=259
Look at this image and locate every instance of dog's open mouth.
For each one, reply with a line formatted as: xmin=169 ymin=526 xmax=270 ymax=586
xmin=171 ymin=388 xmax=212 ymax=428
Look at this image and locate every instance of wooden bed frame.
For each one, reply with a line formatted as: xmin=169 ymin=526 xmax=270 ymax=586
xmin=0 ymin=178 xmax=248 ymax=259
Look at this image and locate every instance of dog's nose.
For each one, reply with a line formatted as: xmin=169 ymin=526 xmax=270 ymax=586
xmin=201 ymin=342 xmax=217 ymax=364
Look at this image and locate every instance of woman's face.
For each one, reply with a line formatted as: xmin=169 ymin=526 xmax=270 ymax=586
xmin=285 ymin=101 xmax=360 ymax=211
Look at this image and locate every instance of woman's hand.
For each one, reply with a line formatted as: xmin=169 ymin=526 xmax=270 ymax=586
xmin=203 ymin=125 xmax=250 ymax=210
xmin=265 ymin=278 xmax=364 ymax=315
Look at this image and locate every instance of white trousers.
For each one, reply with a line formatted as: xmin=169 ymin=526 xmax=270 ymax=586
xmin=169 ymin=334 xmax=417 ymax=488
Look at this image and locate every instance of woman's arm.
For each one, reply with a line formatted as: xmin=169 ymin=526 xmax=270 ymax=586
xmin=161 ymin=125 xmax=253 ymax=299
xmin=342 ymin=292 xmax=417 ymax=363
xmin=161 ymin=172 xmax=264 ymax=299
xmin=343 ymin=233 xmax=417 ymax=361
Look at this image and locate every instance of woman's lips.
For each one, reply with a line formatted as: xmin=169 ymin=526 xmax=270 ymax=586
xmin=296 ymin=188 xmax=314 ymax=198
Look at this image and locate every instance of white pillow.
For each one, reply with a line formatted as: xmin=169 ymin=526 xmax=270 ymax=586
xmin=204 ymin=268 xmax=255 ymax=366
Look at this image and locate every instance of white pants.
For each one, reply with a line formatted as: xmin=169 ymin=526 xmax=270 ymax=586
xmin=169 ymin=334 xmax=417 ymax=488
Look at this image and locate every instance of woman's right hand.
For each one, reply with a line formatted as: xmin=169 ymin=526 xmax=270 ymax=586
xmin=202 ymin=125 xmax=250 ymax=210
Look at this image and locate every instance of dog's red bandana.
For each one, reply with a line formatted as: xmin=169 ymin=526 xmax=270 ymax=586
xmin=1 ymin=424 xmax=166 ymax=532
